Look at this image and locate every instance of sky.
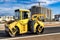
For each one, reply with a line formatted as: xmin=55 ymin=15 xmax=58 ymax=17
xmin=0 ymin=0 xmax=60 ymax=16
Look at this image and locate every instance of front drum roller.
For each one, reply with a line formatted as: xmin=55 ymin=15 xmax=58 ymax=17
xmin=5 ymin=26 xmax=19 ymax=37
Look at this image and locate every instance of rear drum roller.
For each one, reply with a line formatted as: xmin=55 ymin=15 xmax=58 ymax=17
xmin=36 ymin=25 xmax=44 ymax=34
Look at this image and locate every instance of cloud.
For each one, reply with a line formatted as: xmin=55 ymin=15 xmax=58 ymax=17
xmin=0 ymin=5 xmax=29 ymax=14
xmin=0 ymin=7 xmax=20 ymax=13
xmin=0 ymin=7 xmax=19 ymax=16
xmin=38 ymin=0 xmax=60 ymax=6
xmin=0 ymin=0 xmax=60 ymax=16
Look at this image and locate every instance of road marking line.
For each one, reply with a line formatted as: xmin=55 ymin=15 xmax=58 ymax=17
xmin=0 ymin=33 xmax=60 ymax=40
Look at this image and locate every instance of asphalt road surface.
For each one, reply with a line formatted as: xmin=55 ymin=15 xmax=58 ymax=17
xmin=0 ymin=27 xmax=60 ymax=39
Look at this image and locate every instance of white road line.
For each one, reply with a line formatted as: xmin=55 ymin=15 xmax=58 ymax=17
xmin=0 ymin=33 xmax=60 ymax=40
xmin=45 ymin=26 xmax=60 ymax=27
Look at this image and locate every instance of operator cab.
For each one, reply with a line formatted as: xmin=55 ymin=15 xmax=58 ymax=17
xmin=14 ymin=9 xmax=30 ymax=20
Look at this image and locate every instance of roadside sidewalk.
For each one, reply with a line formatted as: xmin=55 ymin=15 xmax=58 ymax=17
xmin=44 ymin=22 xmax=60 ymax=27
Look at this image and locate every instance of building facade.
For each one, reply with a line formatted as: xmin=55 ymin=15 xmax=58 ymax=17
xmin=0 ymin=16 xmax=14 ymax=22
xmin=54 ymin=14 xmax=60 ymax=21
xmin=30 ymin=6 xmax=52 ymax=21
